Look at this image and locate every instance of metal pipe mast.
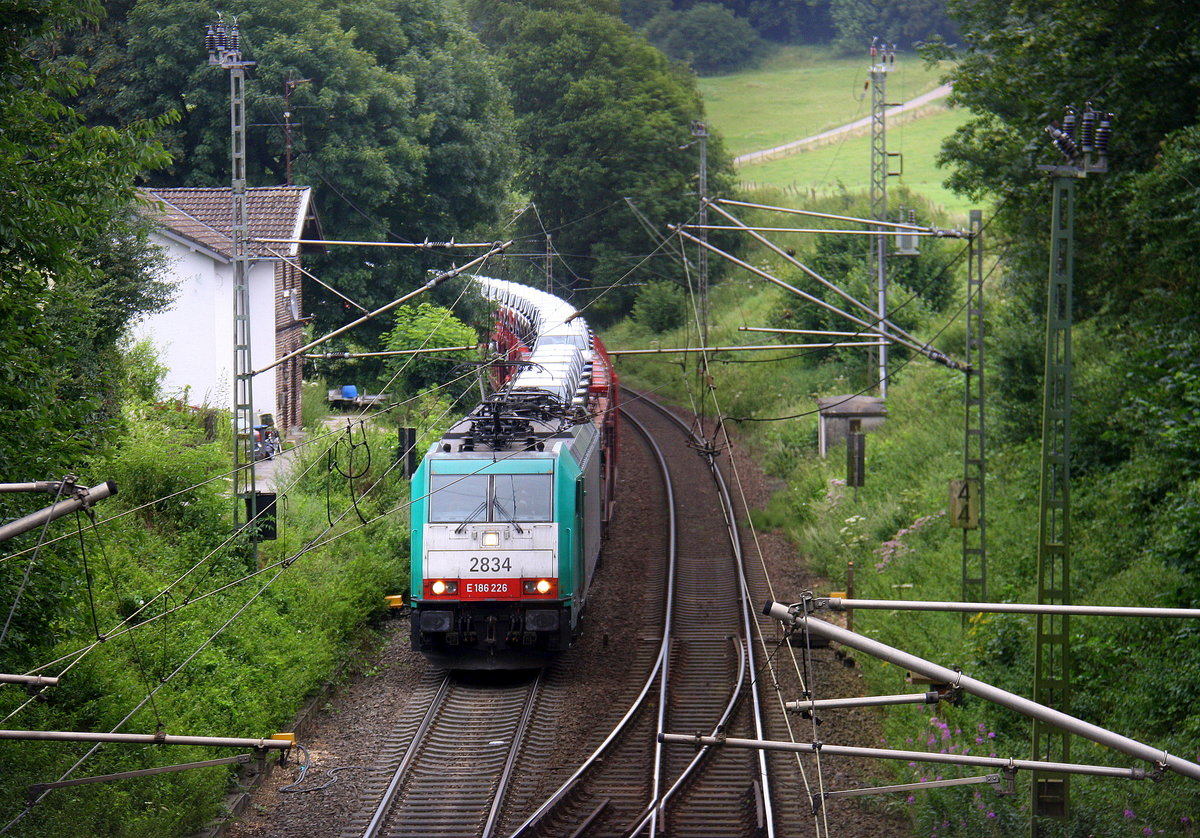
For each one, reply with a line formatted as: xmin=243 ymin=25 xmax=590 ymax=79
xmin=692 ymin=120 xmax=709 ymax=350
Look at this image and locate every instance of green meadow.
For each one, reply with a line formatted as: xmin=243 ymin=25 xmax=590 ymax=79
xmin=699 ymin=47 xmax=976 ymax=220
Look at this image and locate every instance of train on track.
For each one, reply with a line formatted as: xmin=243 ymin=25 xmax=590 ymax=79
xmin=409 ymin=277 xmax=619 ymax=668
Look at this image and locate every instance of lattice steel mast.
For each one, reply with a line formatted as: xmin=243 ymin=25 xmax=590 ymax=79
xmin=1030 ymin=103 xmax=1112 ymax=833
xmin=960 ymin=210 xmax=987 ymax=602
xmin=868 ymin=40 xmax=897 ymax=397
xmin=205 ymin=16 xmax=258 ymax=539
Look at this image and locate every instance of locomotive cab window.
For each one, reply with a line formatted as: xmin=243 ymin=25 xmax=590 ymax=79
xmin=429 ymin=474 xmax=490 ymax=523
xmin=493 ymin=474 xmax=552 ymax=522
xmin=429 ymin=473 xmax=552 ymax=523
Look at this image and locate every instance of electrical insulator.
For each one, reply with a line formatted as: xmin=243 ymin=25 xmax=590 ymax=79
xmin=214 ymin=20 xmax=226 ymax=50
xmin=1080 ymin=105 xmax=1097 ymax=154
xmin=889 ymin=45 xmax=897 ymax=65
xmin=1062 ymin=107 xmax=1077 ymax=141
xmin=1096 ymin=113 xmax=1113 ymax=156
xmin=205 ymin=25 xmax=217 ymax=55
xmin=229 ymin=24 xmax=240 ymax=53
xmin=1046 ymin=124 xmax=1078 ymax=159
xmin=908 ymin=208 xmax=917 ymax=224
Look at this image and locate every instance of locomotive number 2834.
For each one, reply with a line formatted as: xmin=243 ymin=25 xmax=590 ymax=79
xmin=469 ymin=556 xmax=512 ymax=573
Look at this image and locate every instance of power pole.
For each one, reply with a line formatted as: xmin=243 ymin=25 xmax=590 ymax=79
xmin=283 ymin=77 xmax=310 ymax=186
xmin=868 ymin=39 xmax=897 ymax=397
xmin=691 ymin=120 xmax=710 ymax=350
xmin=958 ymin=210 xmax=987 ymax=603
xmin=545 ymin=233 xmax=553 ymax=294
xmin=205 ymin=16 xmax=258 ymax=544
xmin=1030 ymin=103 xmax=1112 ymax=835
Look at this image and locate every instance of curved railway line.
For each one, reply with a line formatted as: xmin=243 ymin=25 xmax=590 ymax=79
xmin=226 ymin=396 xmax=907 ymax=838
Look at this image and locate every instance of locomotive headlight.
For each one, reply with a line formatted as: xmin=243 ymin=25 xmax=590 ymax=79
xmin=536 ymin=579 xmax=551 ymax=594
xmin=432 ymin=580 xmax=447 ymax=595
xmin=482 ymin=530 xmax=500 ymax=547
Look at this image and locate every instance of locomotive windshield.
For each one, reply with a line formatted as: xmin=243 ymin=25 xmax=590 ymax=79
xmin=492 ymin=474 xmax=552 ymax=521
xmin=429 ymin=473 xmax=553 ymax=523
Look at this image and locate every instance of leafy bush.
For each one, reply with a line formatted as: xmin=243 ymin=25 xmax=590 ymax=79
xmin=633 ymin=280 xmax=688 ymax=333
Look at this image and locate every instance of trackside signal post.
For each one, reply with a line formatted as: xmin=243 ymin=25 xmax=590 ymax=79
xmin=1031 ymin=104 xmax=1111 ymax=833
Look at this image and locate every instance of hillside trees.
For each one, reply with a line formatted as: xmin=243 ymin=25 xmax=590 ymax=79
xmin=828 ymin=0 xmax=956 ymax=51
xmin=62 ymin=0 xmax=515 ymax=342
xmin=468 ymin=1 xmax=736 ymax=324
xmin=934 ymin=0 xmax=1200 ymax=445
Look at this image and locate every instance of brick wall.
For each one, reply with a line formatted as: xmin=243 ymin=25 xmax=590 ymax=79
xmin=274 ymin=260 xmax=305 ymax=433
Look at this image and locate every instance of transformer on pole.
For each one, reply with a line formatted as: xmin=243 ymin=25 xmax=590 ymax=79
xmin=1030 ymin=102 xmax=1112 ymax=833
xmin=206 ymin=16 xmax=259 ymax=545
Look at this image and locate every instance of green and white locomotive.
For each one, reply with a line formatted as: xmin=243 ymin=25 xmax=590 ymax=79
xmin=409 ymin=278 xmax=619 ymax=669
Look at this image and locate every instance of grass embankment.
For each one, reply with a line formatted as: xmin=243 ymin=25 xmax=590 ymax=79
xmin=0 ymin=392 xmax=443 ymax=837
xmin=607 ymin=187 xmax=1200 ymax=834
xmin=698 ymin=46 xmax=974 ymax=219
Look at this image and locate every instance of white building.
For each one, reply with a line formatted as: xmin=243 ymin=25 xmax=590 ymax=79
xmin=135 ymin=187 xmax=319 ymax=434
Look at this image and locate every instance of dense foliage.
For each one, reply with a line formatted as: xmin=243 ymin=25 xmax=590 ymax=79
xmin=643 ymin=3 xmax=766 ymax=75
xmin=383 ymin=303 xmax=480 ymax=400
xmin=467 ymin=0 xmax=737 ymax=325
xmin=621 ymin=0 xmax=953 ymax=54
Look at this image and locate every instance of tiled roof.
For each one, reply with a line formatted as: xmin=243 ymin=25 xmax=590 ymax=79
xmin=139 ymin=186 xmax=313 ymax=259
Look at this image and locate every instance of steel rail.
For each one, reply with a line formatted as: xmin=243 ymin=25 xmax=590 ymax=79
xmin=361 ymin=674 xmax=451 ymax=838
xmin=482 ymin=671 xmax=544 ymax=838
xmin=507 ymin=407 xmax=677 ymax=837
xmin=648 ymin=396 xmax=777 ymax=835
xmin=627 ymin=398 xmax=774 ymax=838
xmin=625 ymin=640 xmax=748 ymax=837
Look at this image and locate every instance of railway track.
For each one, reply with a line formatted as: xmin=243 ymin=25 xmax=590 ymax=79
xmin=337 ymin=396 xmax=791 ymax=838
xmin=344 ymin=669 xmax=541 ymax=838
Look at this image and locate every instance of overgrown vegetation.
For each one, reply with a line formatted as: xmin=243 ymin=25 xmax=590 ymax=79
xmin=0 ymin=379 xmax=449 ymax=836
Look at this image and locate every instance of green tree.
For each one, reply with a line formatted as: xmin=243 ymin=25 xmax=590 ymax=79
xmin=468 ymin=1 xmax=737 ymax=324
xmin=931 ymin=0 xmax=1200 ymax=443
xmin=1 ymin=0 xmax=172 ymax=481
xmin=622 ymin=0 xmax=835 ymax=44
xmin=384 ymin=303 xmax=480 ymax=399
xmin=61 ymin=0 xmax=515 ymax=343
xmin=0 ymin=0 xmax=171 ymax=685
xmin=643 ymin=4 xmax=766 ymax=75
